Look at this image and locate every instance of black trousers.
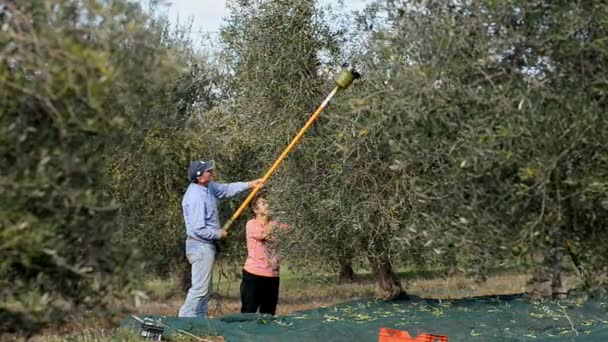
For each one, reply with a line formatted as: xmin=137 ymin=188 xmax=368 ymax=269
xmin=240 ymin=269 xmax=280 ymax=315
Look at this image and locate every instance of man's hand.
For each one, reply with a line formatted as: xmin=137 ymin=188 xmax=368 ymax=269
xmin=219 ymin=229 xmax=228 ymax=240
xmin=248 ymin=178 xmax=264 ymax=189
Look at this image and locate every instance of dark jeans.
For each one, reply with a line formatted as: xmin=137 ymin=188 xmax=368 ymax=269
xmin=240 ymin=269 xmax=280 ymax=315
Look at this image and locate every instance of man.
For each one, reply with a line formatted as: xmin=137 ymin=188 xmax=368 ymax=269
xmin=178 ymin=159 xmax=262 ymax=318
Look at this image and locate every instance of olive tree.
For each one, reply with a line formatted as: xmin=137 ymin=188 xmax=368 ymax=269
xmin=0 ymin=0 xmax=207 ymax=333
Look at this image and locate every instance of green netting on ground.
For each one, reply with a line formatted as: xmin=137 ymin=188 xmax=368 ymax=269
xmin=124 ymin=294 xmax=608 ymax=341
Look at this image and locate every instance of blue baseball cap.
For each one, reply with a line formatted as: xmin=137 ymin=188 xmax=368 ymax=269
xmin=188 ymin=160 xmax=215 ymax=182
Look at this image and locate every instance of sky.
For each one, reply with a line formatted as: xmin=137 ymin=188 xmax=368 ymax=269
xmin=147 ymin=0 xmax=372 ymax=48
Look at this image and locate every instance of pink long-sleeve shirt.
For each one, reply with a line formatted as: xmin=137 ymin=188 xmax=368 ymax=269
xmin=243 ymin=219 xmax=287 ymax=277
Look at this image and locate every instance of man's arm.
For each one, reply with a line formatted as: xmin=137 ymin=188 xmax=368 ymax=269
xmin=209 ymin=179 xmax=263 ymax=199
xmin=183 ymin=200 xmax=221 ymax=240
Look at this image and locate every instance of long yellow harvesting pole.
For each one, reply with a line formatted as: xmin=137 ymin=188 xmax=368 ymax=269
xmin=222 ymin=68 xmax=358 ymax=231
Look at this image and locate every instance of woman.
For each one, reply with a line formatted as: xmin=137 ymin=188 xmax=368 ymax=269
xmin=240 ymin=190 xmax=287 ymax=315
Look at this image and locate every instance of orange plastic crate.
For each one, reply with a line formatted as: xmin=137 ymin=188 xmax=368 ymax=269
xmin=378 ymin=328 xmax=448 ymax=342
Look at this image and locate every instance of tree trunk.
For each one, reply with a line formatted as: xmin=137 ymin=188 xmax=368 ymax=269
xmin=369 ymin=256 xmax=404 ymax=301
xmin=338 ymin=259 xmax=356 ymax=283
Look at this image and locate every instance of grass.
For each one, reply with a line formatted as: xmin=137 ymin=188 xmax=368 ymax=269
xmin=203 ymin=262 xmax=531 ymax=302
xmin=143 ymin=277 xmax=180 ymax=301
xmin=29 ymin=328 xmax=139 ymax=342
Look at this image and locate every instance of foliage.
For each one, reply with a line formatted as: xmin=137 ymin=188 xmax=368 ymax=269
xmin=0 ymin=0 xmax=194 ymax=333
xmin=216 ymin=0 xmax=345 ymax=270
xmin=347 ymin=0 xmax=608 ymax=288
xmin=221 ymin=0 xmax=608 ymax=296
